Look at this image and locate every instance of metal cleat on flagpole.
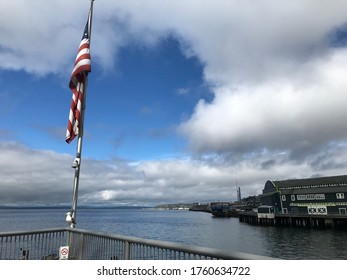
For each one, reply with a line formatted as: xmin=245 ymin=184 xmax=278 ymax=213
xmin=71 ymin=158 xmax=80 ymax=168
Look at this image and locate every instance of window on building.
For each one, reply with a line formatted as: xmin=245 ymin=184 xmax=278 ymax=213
xmin=308 ymin=206 xmax=327 ymax=215
xmin=282 ymin=208 xmax=288 ymax=214
xmin=281 ymin=195 xmax=286 ymax=201
xmin=306 ymin=194 xmax=315 ymax=200
xmin=336 ymin=193 xmax=345 ymax=199
xmin=314 ymin=194 xmax=325 ymax=200
xmin=317 ymin=207 xmax=327 ymax=215
xmin=339 ymin=208 xmax=347 ymax=215
xmin=297 ymin=195 xmax=306 ymax=200
xmin=291 ymin=195 xmax=295 ymax=201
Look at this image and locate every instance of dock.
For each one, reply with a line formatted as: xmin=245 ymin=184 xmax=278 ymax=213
xmin=239 ymin=211 xmax=347 ymax=229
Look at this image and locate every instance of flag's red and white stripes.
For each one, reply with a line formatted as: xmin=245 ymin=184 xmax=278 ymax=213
xmin=66 ymin=22 xmax=91 ymax=144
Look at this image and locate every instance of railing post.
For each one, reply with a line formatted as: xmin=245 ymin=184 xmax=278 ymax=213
xmin=78 ymin=233 xmax=84 ymax=260
xmin=124 ymin=241 xmax=131 ymax=260
xmin=67 ymin=230 xmax=72 ymax=258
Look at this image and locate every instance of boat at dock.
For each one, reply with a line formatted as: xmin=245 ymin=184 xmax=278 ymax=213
xmin=210 ymin=202 xmax=239 ymax=218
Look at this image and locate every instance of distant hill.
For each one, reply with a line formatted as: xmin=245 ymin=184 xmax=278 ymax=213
xmin=154 ymin=203 xmax=192 ymax=210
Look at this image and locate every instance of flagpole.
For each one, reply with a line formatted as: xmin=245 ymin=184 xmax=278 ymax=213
xmin=68 ymin=0 xmax=94 ymax=229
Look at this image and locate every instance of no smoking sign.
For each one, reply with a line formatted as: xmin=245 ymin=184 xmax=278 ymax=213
xmin=59 ymin=246 xmax=69 ymax=260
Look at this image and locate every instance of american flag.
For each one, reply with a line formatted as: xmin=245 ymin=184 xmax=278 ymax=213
xmin=66 ymin=16 xmax=91 ymax=144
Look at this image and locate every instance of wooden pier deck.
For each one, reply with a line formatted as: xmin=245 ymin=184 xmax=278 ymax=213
xmin=239 ymin=211 xmax=347 ymax=229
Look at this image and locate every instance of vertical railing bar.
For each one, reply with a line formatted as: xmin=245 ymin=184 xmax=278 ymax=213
xmin=109 ymin=238 xmax=112 ymax=259
xmin=108 ymin=238 xmax=111 ymax=259
xmin=83 ymin=234 xmax=88 ymax=259
xmin=95 ymin=236 xmax=98 ymax=259
xmin=10 ymin=236 xmax=13 ymax=260
xmin=117 ymin=240 xmax=120 ymax=259
xmin=98 ymin=236 xmax=102 ymax=259
xmin=113 ymin=239 xmax=118 ymax=260
xmin=28 ymin=234 xmax=32 ymax=259
xmin=133 ymin=243 xmax=136 ymax=260
xmin=105 ymin=237 xmax=109 ymax=259
xmin=78 ymin=233 xmax=84 ymax=260
xmin=3 ymin=237 xmax=5 ymax=259
xmin=8 ymin=236 xmax=11 ymax=260
xmin=102 ymin=237 xmax=106 ymax=259
xmin=84 ymin=234 xmax=88 ymax=259
xmin=90 ymin=237 xmax=99 ymax=259
xmin=91 ymin=234 xmax=94 ymax=259
xmin=44 ymin=232 xmax=48 ymax=259
xmin=116 ymin=240 xmax=119 ymax=259
xmin=51 ymin=232 xmax=54 ymax=258
xmin=31 ymin=234 xmax=39 ymax=258
xmin=121 ymin=240 xmax=123 ymax=259
xmin=41 ymin=233 xmax=45 ymax=260
xmin=36 ymin=233 xmax=39 ymax=259
xmin=13 ymin=235 xmax=17 ymax=260
xmin=104 ymin=238 xmax=107 ymax=259
xmin=117 ymin=239 xmax=119 ymax=259
xmin=90 ymin=234 xmax=93 ymax=260
xmin=36 ymin=234 xmax=40 ymax=260
xmin=96 ymin=236 xmax=100 ymax=259
xmin=34 ymin=234 xmax=37 ymax=260
xmin=106 ymin=238 xmax=109 ymax=259
xmin=0 ymin=237 xmax=2 ymax=259
xmin=98 ymin=236 xmax=101 ymax=259
xmin=124 ymin=241 xmax=129 ymax=260
xmin=87 ymin=234 xmax=92 ymax=259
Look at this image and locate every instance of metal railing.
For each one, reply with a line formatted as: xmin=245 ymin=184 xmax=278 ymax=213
xmin=0 ymin=228 xmax=67 ymax=260
xmin=0 ymin=228 xmax=275 ymax=260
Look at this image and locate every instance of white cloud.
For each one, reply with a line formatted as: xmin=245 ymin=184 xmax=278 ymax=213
xmin=1 ymin=1 xmax=347 ymax=206
xmin=98 ymin=0 xmax=347 ymax=85
xmin=2 ymin=0 xmax=346 ymax=80
xmin=179 ymin=47 xmax=347 ymax=156
xmin=1 ymin=142 xmax=347 ymax=206
xmin=2 ymin=0 xmax=347 ymax=87
xmin=0 ymin=142 xmax=72 ymax=205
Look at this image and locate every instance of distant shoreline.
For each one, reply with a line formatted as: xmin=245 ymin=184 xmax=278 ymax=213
xmin=0 ymin=205 xmax=151 ymax=210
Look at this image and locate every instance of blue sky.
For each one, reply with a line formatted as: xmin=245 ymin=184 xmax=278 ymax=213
xmin=1 ymin=37 xmax=208 ymax=160
xmin=1 ymin=0 xmax=347 ymax=207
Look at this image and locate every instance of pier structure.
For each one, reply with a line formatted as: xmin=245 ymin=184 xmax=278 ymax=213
xmin=259 ymin=175 xmax=347 ymax=215
xmin=239 ymin=211 xmax=347 ymax=229
xmin=239 ymin=174 xmax=347 ymax=228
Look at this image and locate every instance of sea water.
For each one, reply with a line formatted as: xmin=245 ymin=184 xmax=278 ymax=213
xmin=0 ymin=208 xmax=346 ymax=259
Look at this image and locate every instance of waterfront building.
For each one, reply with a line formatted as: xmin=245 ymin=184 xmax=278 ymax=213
xmin=259 ymin=175 xmax=347 ymax=215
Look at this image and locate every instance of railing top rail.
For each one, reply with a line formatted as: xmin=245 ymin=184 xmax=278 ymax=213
xmin=0 ymin=227 xmax=67 ymax=237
